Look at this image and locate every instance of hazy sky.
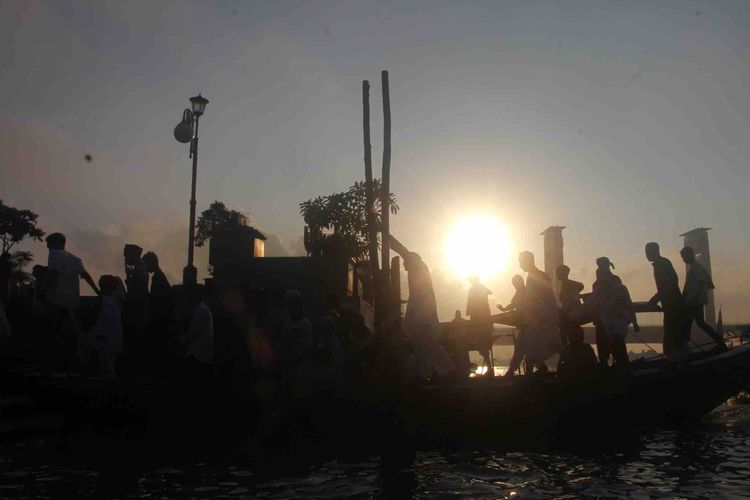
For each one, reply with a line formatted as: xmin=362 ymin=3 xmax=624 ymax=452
xmin=2 ymin=0 xmax=750 ymax=321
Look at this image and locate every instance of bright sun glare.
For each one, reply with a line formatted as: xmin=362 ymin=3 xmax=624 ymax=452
xmin=444 ymin=214 xmax=513 ymax=281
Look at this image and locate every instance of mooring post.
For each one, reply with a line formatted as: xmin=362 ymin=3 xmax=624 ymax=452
xmin=363 ymin=80 xmax=381 ymax=319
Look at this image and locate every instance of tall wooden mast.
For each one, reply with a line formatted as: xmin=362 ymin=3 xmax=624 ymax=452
xmin=380 ymin=70 xmax=393 ymax=319
xmin=362 ymin=80 xmax=380 ymax=311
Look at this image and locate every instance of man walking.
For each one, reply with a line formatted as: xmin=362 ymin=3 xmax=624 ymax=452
xmin=645 ymin=242 xmax=685 ymax=361
xmin=45 ymin=233 xmax=100 ymax=372
xmin=680 ymin=246 xmax=725 ymax=351
xmin=466 ymin=275 xmax=494 ymax=376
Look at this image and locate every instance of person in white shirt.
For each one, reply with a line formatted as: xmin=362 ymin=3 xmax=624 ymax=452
xmin=183 ymin=287 xmax=215 ymax=365
xmin=45 ymin=233 xmax=100 ymax=372
xmin=280 ymin=290 xmax=314 ymax=392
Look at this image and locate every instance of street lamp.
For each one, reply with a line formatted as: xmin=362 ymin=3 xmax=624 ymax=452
xmin=174 ymin=93 xmax=209 ymax=287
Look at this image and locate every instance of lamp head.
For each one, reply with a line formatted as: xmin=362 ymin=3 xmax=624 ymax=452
xmin=189 ymin=93 xmax=209 ymax=117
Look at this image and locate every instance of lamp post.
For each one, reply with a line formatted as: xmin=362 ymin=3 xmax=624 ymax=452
xmin=174 ymin=93 xmax=209 ymax=287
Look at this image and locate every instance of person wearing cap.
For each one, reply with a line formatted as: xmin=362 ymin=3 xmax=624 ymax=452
xmin=680 ymin=246 xmax=725 ymax=350
xmin=646 ymin=242 xmax=685 ymax=361
xmin=591 ymin=257 xmax=622 ymax=367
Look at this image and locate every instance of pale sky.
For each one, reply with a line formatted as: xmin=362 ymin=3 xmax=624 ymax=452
xmin=2 ymin=0 xmax=750 ymax=322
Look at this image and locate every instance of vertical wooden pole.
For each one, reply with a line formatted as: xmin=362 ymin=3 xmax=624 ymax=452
xmin=380 ymin=71 xmax=392 ymax=315
xmin=390 ymin=255 xmax=401 ymax=320
xmin=363 ymin=81 xmax=380 ymax=313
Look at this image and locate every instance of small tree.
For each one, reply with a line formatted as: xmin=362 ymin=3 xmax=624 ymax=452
xmin=0 ymin=200 xmax=44 ymax=303
xmin=299 ymin=179 xmax=398 ymax=260
xmin=195 ymin=200 xmax=248 ymax=247
xmin=0 ymin=200 xmax=44 ymax=257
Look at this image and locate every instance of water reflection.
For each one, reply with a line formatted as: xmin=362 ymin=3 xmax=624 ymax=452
xmin=0 ymin=402 xmax=748 ymax=498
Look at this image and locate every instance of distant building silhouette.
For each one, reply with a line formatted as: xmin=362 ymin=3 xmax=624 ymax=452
xmin=680 ymin=228 xmax=715 ymax=328
xmin=209 ymin=227 xmax=358 ymax=320
xmin=540 ymin=226 xmax=565 ymax=283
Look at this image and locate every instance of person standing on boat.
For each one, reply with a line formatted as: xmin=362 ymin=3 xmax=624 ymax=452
xmin=280 ymin=290 xmax=314 ymax=392
xmin=518 ymin=251 xmax=560 ymax=374
xmin=501 ymin=274 xmax=527 ymax=376
xmin=123 ymin=244 xmax=148 ymax=369
xmin=590 ymin=257 xmax=622 ymax=367
xmin=556 ymin=265 xmax=584 ymax=348
xmin=680 ymin=246 xmax=725 ymax=351
xmin=645 ymin=242 xmax=686 ymax=361
xmin=577 ymin=268 xmax=639 ymax=368
xmin=179 ymin=286 xmax=215 ymax=381
xmin=143 ymin=251 xmax=174 ymax=372
xmin=403 ymin=252 xmax=455 ymax=381
xmin=92 ymin=275 xmax=125 ymax=379
xmin=45 ymin=232 xmax=100 ymax=373
xmin=466 ymin=275 xmax=494 ymax=376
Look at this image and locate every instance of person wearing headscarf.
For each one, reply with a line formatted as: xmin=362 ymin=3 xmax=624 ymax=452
xmin=575 ymin=268 xmax=639 ymax=368
xmin=517 ymin=251 xmax=560 ymax=374
xmin=403 ymin=252 xmax=454 ymax=380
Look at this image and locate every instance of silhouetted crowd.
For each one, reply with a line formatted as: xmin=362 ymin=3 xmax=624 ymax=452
xmin=0 ymin=231 xmax=726 ymax=388
xmin=448 ymin=242 xmax=724 ymax=378
xmin=20 ymin=233 xmax=215 ymax=381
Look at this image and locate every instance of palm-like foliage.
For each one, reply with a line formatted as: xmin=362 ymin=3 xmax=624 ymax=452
xmin=299 ymin=179 xmax=398 ymax=260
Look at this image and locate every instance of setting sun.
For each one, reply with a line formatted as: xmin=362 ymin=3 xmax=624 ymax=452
xmin=443 ymin=214 xmax=513 ymax=281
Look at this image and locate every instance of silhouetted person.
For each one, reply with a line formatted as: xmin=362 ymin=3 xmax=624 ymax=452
xmin=45 ymin=232 xmax=100 ymax=373
xmin=0 ymin=300 xmax=10 ymax=346
xmin=281 ymin=290 xmax=313 ymax=392
xmin=646 ymin=242 xmax=685 ymax=361
xmin=498 ymin=275 xmax=525 ymax=313
xmin=556 ymin=264 xmax=584 ymax=348
xmin=403 ymin=252 xmax=454 ymax=381
xmin=557 ymin=325 xmax=597 ymax=376
xmin=312 ymin=316 xmax=344 ymax=390
xmin=450 ymin=309 xmax=471 ymax=375
xmin=583 ymin=268 xmax=639 ymax=368
xmin=31 ymin=265 xmax=48 ymax=310
xmin=179 ymin=286 xmax=215 ymax=382
xmin=123 ymin=244 xmax=148 ymax=364
xmin=518 ymin=251 xmax=559 ymax=374
xmin=93 ymin=275 xmax=125 ymax=380
xmin=466 ymin=275 xmax=493 ymax=376
xmin=591 ymin=257 xmax=622 ymax=367
xmin=143 ymin=251 xmax=173 ymax=369
xmin=30 ymin=265 xmax=49 ymax=365
xmin=503 ymin=275 xmax=527 ymax=376
xmin=680 ymin=246 xmax=725 ymax=350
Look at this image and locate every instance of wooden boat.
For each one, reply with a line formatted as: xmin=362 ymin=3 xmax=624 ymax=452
xmin=3 ymin=343 xmax=749 ymax=454
xmin=398 ymin=343 xmax=750 ymax=446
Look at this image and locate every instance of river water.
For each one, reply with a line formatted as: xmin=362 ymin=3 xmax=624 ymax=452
xmin=1 ymin=398 xmax=749 ymax=498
